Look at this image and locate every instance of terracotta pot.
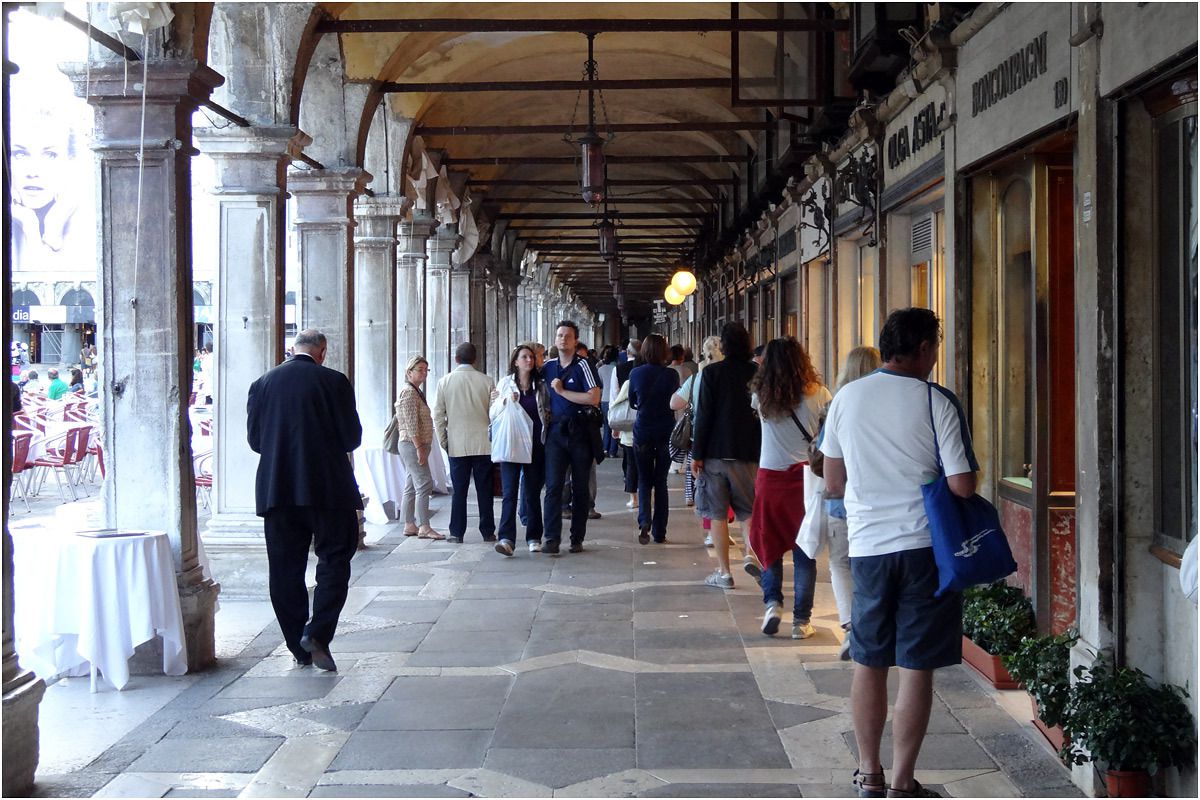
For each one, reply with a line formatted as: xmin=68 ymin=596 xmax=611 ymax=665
xmin=1104 ymin=769 xmax=1152 ymax=798
xmin=961 ymin=635 xmax=1019 ymax=689
xmin=1029 ymin=694 xmax=1066 ymax=751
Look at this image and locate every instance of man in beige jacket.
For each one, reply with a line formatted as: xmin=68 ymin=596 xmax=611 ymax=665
xmin=433 ymin=342 xmax=497 ymax=543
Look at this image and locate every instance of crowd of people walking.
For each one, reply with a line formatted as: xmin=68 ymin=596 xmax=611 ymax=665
xmin=253 ymin=308 xmax=977 ymax=799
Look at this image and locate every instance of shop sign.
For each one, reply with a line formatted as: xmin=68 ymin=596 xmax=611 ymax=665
xmin=957 ymin=3 xmax=1075 ymax=170
xmin=12 ymin=306 xmax=31 ymax=323
xmin=884 ymin=83 xmax=948 ymax=187
xmin=835 ymin=143 xmax=877 ymax=220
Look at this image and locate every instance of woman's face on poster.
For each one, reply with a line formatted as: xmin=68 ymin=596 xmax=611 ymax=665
xmin=12 ymin=121 xmax=71 ymax=212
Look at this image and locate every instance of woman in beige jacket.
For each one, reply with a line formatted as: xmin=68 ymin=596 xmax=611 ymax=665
xmin=395 ymin=355 xmax=443 ymax=539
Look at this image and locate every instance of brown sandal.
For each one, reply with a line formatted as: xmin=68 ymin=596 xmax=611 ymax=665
xmin=403 ymin=526 xmax=420 ymax=536
xmin=887 ymin=780 xmax=940 ymax=798
xmin=854 ymin=769 xmax=886 ymax=798
xmin=418 ymin=527 xmax=445 ymax=540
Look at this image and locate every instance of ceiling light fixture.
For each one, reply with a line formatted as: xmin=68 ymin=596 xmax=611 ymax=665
xmin=564 ymin=32 xmax=613 ymax=206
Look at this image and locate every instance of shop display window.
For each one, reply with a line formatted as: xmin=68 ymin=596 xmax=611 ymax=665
xmin=999 ymin=178 xmax=1034 ymax=488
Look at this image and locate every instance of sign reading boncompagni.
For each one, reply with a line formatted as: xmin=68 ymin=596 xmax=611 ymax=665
xmin=971 ymin=31 xmax=1049 ymax=117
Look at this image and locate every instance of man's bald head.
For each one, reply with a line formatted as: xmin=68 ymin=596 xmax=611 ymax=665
xmin=293 ymin=329 xmax=328 ymax=364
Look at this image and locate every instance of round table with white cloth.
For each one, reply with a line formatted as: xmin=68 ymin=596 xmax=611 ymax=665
xmin=354 ymin=443 xmax=450 ymax=525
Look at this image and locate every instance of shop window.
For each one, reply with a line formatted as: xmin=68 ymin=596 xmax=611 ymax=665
xmin=60 ymin=287 xmax=93 ymax=306
xmin=1000 ymin=178 xmax=1034 ymax=488
xmin=857 ymin=242 xmax=876 ymax=344
xmin=13 ymin=288 xmax=39 ymax=306
xmin=764 ymin=282 xmax=776 ymax=338
xmin=783 ymin=275 xmax=798 ymax=338
xmin=1154 ymin=106 xmax=1198 ymax=544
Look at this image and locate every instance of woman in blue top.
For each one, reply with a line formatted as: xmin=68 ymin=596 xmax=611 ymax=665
xmin=628 ymin=333 xmax=680 ymax=544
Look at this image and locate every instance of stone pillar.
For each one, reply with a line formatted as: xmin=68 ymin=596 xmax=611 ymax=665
xmin=449 ymin=255 xmax=471 ymax=359
xmin=507 ymin=280 xmax=520 ymax=353
xmin=289 ymin=168 xmax=370 ymax=379
xmin=425 ymin=224 xmax=458 ymax=399
xmin=468 ymin=258 xmax=490 ymax=373
xmin=65 ymin=59 xmax=222 ymax=670
xmin=353 ymin=197 xmax=406 ymax=447
xmin=484 ymin=278 xmax=500 ymax=376
xmin=397 ymin=217 xmax=436 ymax=379
xmin=196 ymin=126 xmax=300 ymax=545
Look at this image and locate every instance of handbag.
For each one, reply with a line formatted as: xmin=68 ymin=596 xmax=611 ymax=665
xmin=608 ymin=380 xmax=636 ymax=433
xmin=668 ymin=372 xmax=697 ymax=462
xmin=382 ymin=415 xmax=400 ymax=455
xmin=490 ymin=398 xmax=534 ymax=464
xmin=921 ymin=383 xmax=1017 ymax=596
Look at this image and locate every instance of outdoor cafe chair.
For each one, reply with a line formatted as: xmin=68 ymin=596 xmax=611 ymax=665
xmin=29 ymin=427 xmax=80 ymax=503
xmin=11 ymin=431 xmax=34 ymax=512
xmin=194 ymin=450 xmax=214 ymax=511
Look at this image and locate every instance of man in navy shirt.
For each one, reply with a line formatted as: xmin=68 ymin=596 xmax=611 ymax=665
xmin=541 ymin=320 xmax=601 ymax=553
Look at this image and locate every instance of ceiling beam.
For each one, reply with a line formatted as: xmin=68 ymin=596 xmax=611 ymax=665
xmin=318 ymin=18 xmax=848 ymax=34
xmin=483 ymin=197 xmax=713 ymax=206
xmin=383 ymin=77 xmax=729 ymax=93
xmin=500 ymin=212 xmax=711 ymax=220
xmin=418 ymin=121 xmax=772 ymax=136
xmin=470 ymin=178 xmax=733 ymax=187
xmin=515 ymin=233 xmax=698 ymax=239
xmin=445 ymin=155 xmax=749 ymax=165
xmin=508 ymin=223 xmax=703 ymax=230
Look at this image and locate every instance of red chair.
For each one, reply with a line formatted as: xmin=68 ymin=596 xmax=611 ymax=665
xmin=194 ymin=450 xmax=214 ymax=511
xmin=30 ymin=428 xmax=80 ymax=502
xmin=67 ymin=426 xmax=93 ymax=496
xmin=11 ymin=432 xmax=33 ymax=512
xmin=64 ymin=402 xmax=89 ymax=423
xmin=13 ymin=413 xmax=36 ymax=433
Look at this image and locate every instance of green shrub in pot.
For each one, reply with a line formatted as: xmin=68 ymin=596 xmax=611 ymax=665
xmin=1061 ymin=654 xmax=1197 ymax=774
xmin=961 ymin=582 xmax=1036 ymax=656
xmin=1002 ymin=630 xmax=1078 ymax=729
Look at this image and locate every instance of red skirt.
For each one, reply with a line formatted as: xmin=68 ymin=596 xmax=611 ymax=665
xmin=748 ymin=462 xmax=806 ymax=569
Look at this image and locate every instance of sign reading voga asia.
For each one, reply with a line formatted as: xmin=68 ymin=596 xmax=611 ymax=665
xmin=971 ymin=32 xmax=1048 ymax=118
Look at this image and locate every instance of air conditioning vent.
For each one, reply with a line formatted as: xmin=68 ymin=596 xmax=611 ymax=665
xmin=911 ymin=215 xmax=933 ymax=259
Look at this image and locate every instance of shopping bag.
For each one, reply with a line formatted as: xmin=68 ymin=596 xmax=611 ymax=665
xmin=382 ymin=415 xmax=400 ymax=455
xmin=796 ymin=468 xmax=827 ymax=560
xmin=921 ymin=384 xmax=1017 ymax=596
xmin=490 ymin=400 xmax=534 ymax=464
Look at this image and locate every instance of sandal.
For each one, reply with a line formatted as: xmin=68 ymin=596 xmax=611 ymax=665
xmin=853 ymin=769 xmax=886 ymax=799
xmin=418 ymin=527 xmax=445 ymax=540
xmin=403 ymin=526 xmax=420 ymax=537
xmin=887 ymin=780 xmax=940 ymax=798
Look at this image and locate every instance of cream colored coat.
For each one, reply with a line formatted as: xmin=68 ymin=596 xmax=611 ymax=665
xmin=433 ymin=364 xmax=496 ymax=457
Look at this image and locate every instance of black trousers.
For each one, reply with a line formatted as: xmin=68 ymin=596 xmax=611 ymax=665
xmin=263 ymin=506 xmax=358 ymax=659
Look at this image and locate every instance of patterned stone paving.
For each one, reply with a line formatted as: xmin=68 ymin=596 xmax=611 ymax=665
xmin=32 ymin=461 xmax=1080 ymax=798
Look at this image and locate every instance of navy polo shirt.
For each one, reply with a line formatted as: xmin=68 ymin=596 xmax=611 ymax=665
xmin=542 ymin=356 xmax=599 ymax=423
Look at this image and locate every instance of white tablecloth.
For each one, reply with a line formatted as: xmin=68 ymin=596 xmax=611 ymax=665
xmin=354 ymin=445 xmax=450 ymax=525
xmin=12 ymin=529 xmax=188 ymax=690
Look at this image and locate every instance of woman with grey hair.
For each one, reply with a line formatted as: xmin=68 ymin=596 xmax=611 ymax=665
xmin=394 ymin=355 xmax=443 ymax=540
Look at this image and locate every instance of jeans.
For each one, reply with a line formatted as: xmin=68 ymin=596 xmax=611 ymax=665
xmin=499 ymin=442 xmax=545 ymax=543
xmin=447 ymin=454 xmax=496 ymax=540
xmin=621 ymin=443 xmax=639 ymax=492
xmin=543 ymin=421 xmax=594 ymax=543
xmin=600 ymin=401 xmax=617 ymax=455
xmin=762 ymin=545 xmax=817 ymax=623
xmin=563 ymin=462 xmax=597 ymax=510
xmin=397 ymin=440 xmax=433 ymax=527
xmin=634 ymin=438 xmax=671 ymax=540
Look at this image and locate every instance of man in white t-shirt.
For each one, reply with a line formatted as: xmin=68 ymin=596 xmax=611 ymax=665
xmin=820 ymin=308 xmax=978 ymax=799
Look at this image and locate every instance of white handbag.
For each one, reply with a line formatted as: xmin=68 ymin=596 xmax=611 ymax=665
xmin=607 ymin=380 xmax=637 ymax=433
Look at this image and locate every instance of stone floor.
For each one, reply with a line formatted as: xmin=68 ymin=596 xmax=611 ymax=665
xmin=21 ymin=460 xmax=1081 ymax=798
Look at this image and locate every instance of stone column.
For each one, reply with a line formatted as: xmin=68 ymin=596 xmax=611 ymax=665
xmin=397 ymin=217 xmax=436 ymax=381
xmin=425 ymin=224 xmax=458 ymax=399
xmin=468 ymin=257 xmax=490 ymax=372
xmin=484 ymin=278 xmax=500 ymax=376
xmin=449 ymin=254 xmax=471 ymax=359
xmin=507 ymin=279 xmax=520 ymax=353
xmin=195 ymin=126 xmax=300 ymax=545
xmin=289 ymin=168 xmax=371 ymax=379
xmin=353 ymin=197 xmax=406 ymax=447
xmin=65 ymin=59 xmax=222 ymax=670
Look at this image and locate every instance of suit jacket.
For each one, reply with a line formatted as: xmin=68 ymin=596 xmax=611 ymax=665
xmin=433 ymin=364 xmax=495 ymax=457
xmin=247 ymin=354 xmax=364 ymax=516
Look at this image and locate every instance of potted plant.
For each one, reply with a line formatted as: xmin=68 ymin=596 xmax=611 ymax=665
xmin=960 ymin=582 xmax=1035 ymax=689
xmin=1002 ymin=630 xmax=1078 ymax=750
xmin=1061 ymin=654 xmax=1197 ymax=797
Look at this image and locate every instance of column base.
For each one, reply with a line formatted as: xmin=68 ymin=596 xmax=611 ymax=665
xmin=3 ymin=668 xmax=46 ymax=795
xmin=179 ymin=570 xmax=221 ymax=672
xmin=205 ymin=512 xmax=265 ymax=546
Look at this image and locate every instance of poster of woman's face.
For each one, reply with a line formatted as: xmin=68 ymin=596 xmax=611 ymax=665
xmin=8 ymin=10 xmax=94 ymax=274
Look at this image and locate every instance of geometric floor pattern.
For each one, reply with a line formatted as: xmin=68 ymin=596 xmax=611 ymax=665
xmin=29 ymin=461 xmax=1081 ymax=798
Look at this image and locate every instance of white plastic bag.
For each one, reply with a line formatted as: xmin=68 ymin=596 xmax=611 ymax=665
xmin=608 ymin=380 xmax=636 ymax=433
xmin=796 ymin=465 xmax=827 ymax=560
xmin=490 ymin=400 xmax=533 ymax=464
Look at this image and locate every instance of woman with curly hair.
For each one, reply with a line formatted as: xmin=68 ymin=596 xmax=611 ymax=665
xmin=747 ymin=337 xmax=832 ymax=638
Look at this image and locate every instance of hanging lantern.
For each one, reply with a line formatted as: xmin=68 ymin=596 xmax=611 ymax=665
xmin=664 ymin=285 xmax=685 ymax=306
xmin=598 ymin=216 xmax=617 ymax=258
xmin=671 ymin=269 xmax=697 ymax=296
xmin=581 ymin=132 xmax=606 ymax=206
xmin=607 ymin=256 xmax=619 ymax=285
xmin=567 ymin=33 xmax=610 ymax=206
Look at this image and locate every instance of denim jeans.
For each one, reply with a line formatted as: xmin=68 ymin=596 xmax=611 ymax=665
xmin=499 ymin=441 xmax=545 ymax=543
xmin=447 ymin=454 xmax=495 ymax=540
xmin=762 ymin=545 xmax=817 ymax=623
xmin=600 ymin=401 xmax=617 ymax=456
xmin=542 ymin=421 xmax=594 ymax=543
xmin=633 ymin=438 xmax=671 ymax=540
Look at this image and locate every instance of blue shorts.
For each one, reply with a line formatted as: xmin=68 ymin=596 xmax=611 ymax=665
xmin=850 ymin=547 xmax=962 ymax=670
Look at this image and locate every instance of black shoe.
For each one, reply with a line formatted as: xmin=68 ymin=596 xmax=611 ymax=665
xmin=638 ymin=525 xmax=650 ymax=545
xmin=562 ymin=509 xmax=573 ymax=518
xmin=482 ymin=534 xmax=497 ymax=542
xmin=542 ymin=539 xmax=560 ymax=555
xmin=569 ymin=541 xmax=584 ymax=553
xmin=299 ymin=635 xmax=337 ymax=672
xmin=588 ymin=510 xmax=602 ymax=520
xmin=447 ymin=535 xmax=463 ymax=544
xmin=293 ymin=653 xmax=313 ymax=667
xmin=653 ymin=537 xmax=668 ymax=544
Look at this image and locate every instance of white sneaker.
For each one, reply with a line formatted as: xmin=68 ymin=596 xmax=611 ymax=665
xmin=761 ymin=603 xmax=782 ymax=635
xmin=704 ymin=570 xmax=734 ymax=590
xmin=528 ymin=540 xmax=541 ymax=553
xmin=792 ymin=622 xmax=817 ymax=640
xmin=704 ymin=533 xmax=714 ymax=548
xmin=625 ymin=498 xmax=638 ymax=508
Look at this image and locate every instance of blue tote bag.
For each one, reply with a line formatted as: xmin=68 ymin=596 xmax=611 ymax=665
xmin=922 ymin=384 xmax=1017 ymax=596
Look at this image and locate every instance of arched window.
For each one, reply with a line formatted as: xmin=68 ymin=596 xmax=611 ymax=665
xmin=13 ymin=289 xmax=39 ymax=306
xmin=285 ymin=291 xmax=296 ymax=305
xmin=193 ymin=289 xmax=207 ymax=305
xmin=60 ymin=287 xmax=94 ymax=306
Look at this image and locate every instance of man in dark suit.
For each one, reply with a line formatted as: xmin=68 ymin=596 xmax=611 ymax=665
xmin=247 ymin=329 xmax=363 ymax=671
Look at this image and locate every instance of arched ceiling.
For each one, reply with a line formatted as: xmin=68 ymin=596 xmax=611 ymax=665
xmin=319 ymin=2 xmax=838 ymax=316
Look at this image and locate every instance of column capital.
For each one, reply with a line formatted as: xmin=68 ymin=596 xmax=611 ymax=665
xmin=354 ymin=195 xmax=412 ymax=219
xmin=196 ymin=125 xmax=306 ymax=196
xmin=290 ymin=168 xmax=372 ymax=228
xmin=399 ymin=215 xmax=439 ymax=239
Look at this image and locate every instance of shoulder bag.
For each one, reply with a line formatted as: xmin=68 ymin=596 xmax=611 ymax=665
xmin=921 ymin=383 xmax=1018 ymax=596
xmin=668 ymin=373 xmax=697 ymax=462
